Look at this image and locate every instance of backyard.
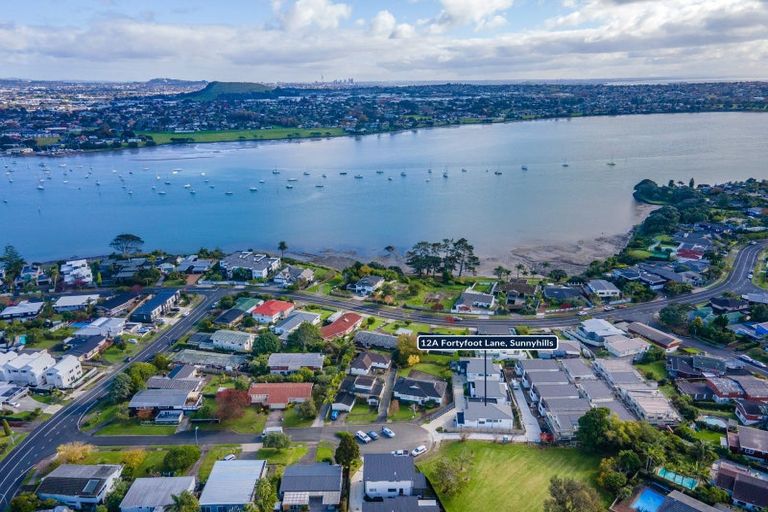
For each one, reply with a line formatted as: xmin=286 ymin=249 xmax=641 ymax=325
xmin=81 ymin=447 xmax=170 ymax=477
xmin=418 ymin=442 xmax=605 ymax=512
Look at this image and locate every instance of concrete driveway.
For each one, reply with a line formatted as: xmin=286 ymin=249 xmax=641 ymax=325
xmin=511 ymin=382 xmax=542 ymax=442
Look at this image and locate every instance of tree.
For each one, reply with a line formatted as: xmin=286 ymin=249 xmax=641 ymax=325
xmin=576 ymin=408 xmax=620 ymax=453
xmin=334 ymin=432 xmax=360 ymax=469
xmin=168 ymin=491 xmax=199 ymax=512
xmin=659 ymin=303 xmax=692 ymax=328
xmin=407 ymin=354 xmax=420 ymax=367
xmin=278 ymin=241 xmax=288 ymax=259
xmin=215 ymin=389 xmax=250 ymax=421
xmin=253 ymin=332 xmax=282 ymax=355
xmin=548 ymin=269 xmax=568 ymax=282
xmin=493 ymin=266 xmax=510 ymax=281
xmin=105 ymin=481 xmax=129 ymax=512
xmin=431 ymin=458 xmax=469 ymax=496
xmin=10 ymin=493 xmax=39 ymax=512
xmin=2 ymin=418 xmax=12 ymax=436
xmin=253 ymin=478 xmax=277 ymax=512
xmin=515 ymin=263 xmax=525 ymax=278
xmin=121 ymin=448 xmax=146 ymax=479
xmin=163 ymin=446 xmax=201 ymax=474
xmin=109 ymin=373 xmax=134 ymax=403
xmin=543 ymin=477 xmax=603 ymax=512
xmin=152 ymin=353 xmax=171 ymax=371
xmin=395 ymin=334 xmax=419 ymax=366
xmin=109 ymin=233 xmax=145 ymax=256
xmin=286 ymin=323 xmax=324 ymax=352
xmin=241 ymin=315 xmax=256 ymax=328
xmin=0 ymin=245 xmax=25 ymax=287
xmin=296 ymin=399 xmax=317 ymax=419
xmin=57 ymin=442 xmax=96 ymax=463
xmin=263 ymin=432 xmax=291 ymax=450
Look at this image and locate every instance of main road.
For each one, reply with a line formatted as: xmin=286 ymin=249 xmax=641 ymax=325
xmin=0 ymin=241 xmax=765 ymax=508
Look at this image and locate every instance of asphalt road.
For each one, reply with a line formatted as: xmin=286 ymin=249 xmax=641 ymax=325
xmin=0 ymin=241 xmax=765 ymax=508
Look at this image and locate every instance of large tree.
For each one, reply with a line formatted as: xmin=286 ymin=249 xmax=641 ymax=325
xmin=167 ymin=491 xmax=199 ymax=512
xmin=0 ymin=245 xmax=25 ymax=286
xmin=334 ymin=432 xmax=360 ymax=470
xmin=543 ymin=477 xmax=603 ymax=512
xmin=286 ymin=323 xmax=324 ymax=352
xmin=110 ymin=233 xmax=145 ymax=257
xmin=163 ymin=446 xmax=201 ymax=475
xmin=253 ymin=478 xmax=277 ymax=512
xmin=108 ymin=373 xmax=134 ymax=403
xmin=253 ymin=332 xmax=282 ymax=355
xmin=215 ymin=389 xmax=250 ymax=421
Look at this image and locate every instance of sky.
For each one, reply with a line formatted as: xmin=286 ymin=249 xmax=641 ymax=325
xmin=1 ymin=0 xmax=767 ymax=82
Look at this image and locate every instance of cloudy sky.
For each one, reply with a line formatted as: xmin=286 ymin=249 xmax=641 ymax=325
xmin=2 ymin=0 xmax=768 ymax=82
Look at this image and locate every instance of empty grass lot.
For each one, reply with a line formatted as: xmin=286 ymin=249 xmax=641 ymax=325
xmin=418 ymin=442 xmax=605 ymax=512
xmin=95 ymin=419 xmax=177 ymax=436
xmin=256 ymin=444 xmax=308 ymax=466
xmin=346 ymin=405 xmax=379 ymax=424
xmin=82 ymin=447 xmax=169 ymax=477
xmin=139 ymin=128 xmax=344 ymax=145
xmin=397 ymin=353 xmax=457 ymax=380
xmin=634 ymin=360 xmax=667 ymax=381
xmin=315 ymin=441 xmax=335 ymax=463
xmin=200 ymin=408 xmax=267 ymax=435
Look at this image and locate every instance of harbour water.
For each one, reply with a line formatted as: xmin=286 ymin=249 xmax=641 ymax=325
xmin=2 ymin=112 xmax=767 ymax=262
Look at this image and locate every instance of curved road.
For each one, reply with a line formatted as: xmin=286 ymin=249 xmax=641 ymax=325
xmin=0 ymin=241 xmax=765 ymax=508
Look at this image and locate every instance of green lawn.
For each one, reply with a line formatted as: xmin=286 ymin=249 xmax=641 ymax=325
xmin=82 ymin=447 xmax=169 ymax=477
xmin=381 ymin=322 xmax=467 ymax=337
xmin=255 ymin=444 xmax=308 ymax=466
xmin=282 ymin=407 xmax=315 ymax=428
xmin=139 ymin=128 xmax=344 ymax=145
xmin=418 ymin=442 xmax=605 ymax=512
xmin=200 ymin=408 xmax=267 ymax=434
xmin=0 ymin=433 xmax=29 ymax=463
xmin=202 ymin=375 xmax=238 ymax=396
xmin=397 ymin=353 xmax=456 ymax=380
xmin=387 ymin=405 xmax=419 ymax=422
xmin=95 ymin=419 xmax=178 ymax=436
xmin=692 ymin=428 xmax=724 ymax=445
xmin=626 ymin=249 xmax=653 ymax=260
xmin=635 ymin=360 xmax=668 ymax=381
xmin=80 ymin=402 xmax=123 ymax=431
xmin=198 ymin=445 xmax=242 ymax=482
xmin=315 ymin=441 xmax=335 ymax=463
xmin=346 ymin=405 xmax=379 ymax=424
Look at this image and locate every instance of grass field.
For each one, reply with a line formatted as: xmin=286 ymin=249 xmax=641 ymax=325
xmin=198 ymin=445 xmax=242 ymax=482
xmin=692 ymin=428 xmax=724 ymax=445
xmin=381 ymin=321 xmax=467 ymax=337
xmin=635 ymin=360 xmax=667 ymax=381
xmin=316 ymin=441 xmax=335 ymax=463
xmin=0 ymin=433 xmax=28 ymax=463
xmin=256 ymin=444 xmax=308 ymax=466
xmin=418 ymin=442 xmax=604 ymax=512
xmin=139 ymin=128 xmax=345 ymax=145
xmin=387 ymin=405 xmax=419 ymax=422
xmin=397 ymin=353 xmax=456 ymax=380
xmin=82 ymin=447 xmax=169 ymax=477
xmin=346 ymin=404 xmax=379 ymax=424
xmin=200 ymin=408 xmax=267 ymax=434
xmin=80 ymin=402 xmax=122 ymax=431
xmin=95 ymin=419 xmax=178 ymax=436
xmin=282 ymin=406 xmax=315 ymax=428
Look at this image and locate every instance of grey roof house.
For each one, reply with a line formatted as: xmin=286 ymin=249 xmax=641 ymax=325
xmin=279 ymin=463 xmax=343 ymax=511
xmin=199 ymin=460 xmax=267 ymax=512
xmin=119 ymin=477 xmax=196 ymax=512
xmin=37 ymin=464 xmax=123 ymax=510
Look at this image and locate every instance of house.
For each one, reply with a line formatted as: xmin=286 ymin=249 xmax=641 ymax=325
xmin=146 ymin=377 xmax=203 ymax=393
xmin=3 ymin=350 xmax=56 ymax=386
xmin=638 ymin=270 xmax=667 ymax=290
xmin=560 ymin=358 xmax=595 ymax=382
xmin=579 ymin=319 xmax=625 ymax=345
xmin=592 ymin=358 xmax=648 ymax=390
xmin=452 ymin=290 xmax=496 ymax=314
xmin=604 ymin=335 xmax=650 ymax=359
xmin=273 ymin=265 xmax=315 ymax=288
xmin=96 ymin=292 xmax=144 ymax=316
xmin=710 ymin=296 xmax=750 ymax=314
xmin=251 ymin=300 xmax=295 ymax=324
xmin=339 ymin=375 xmax=386 ymax=406
xmin=61 ymin=259 xmax=93 ymax=287
xmin=516 ymin=359 xmax=562 ymax=388
xmin=578 ymin=380 xmax=615 ymax=404
xmin=657 ymin=490 xmax=719 ymax=512
xmin=273 ymin=311 xmax=322 ymax=338
xmin=268 ymin=353 xmax=324 ymax=374
xmin=713 ymin=460 xmax=768 ymax=511
xmin=199 ymin=460 xmax=267 ymax=512
xmin=53 ymin=294 xmax=100 ymax=312
xmin=730 ymin=375 xmax=768 ymax=402
xmin=362 ymin=497 xmax=439 ymax=512
xmin=248 ymin=382 xmax=313 ymax=409
xmin=363 ymin=454 xmax=428 ymax=499
xmin=392 ymin=377 xmax=446 ymax=405
xmin=320 ymin=312 xmax=363 ymax=340
xmin=0 ymin=383 xmax=27 ymax=405
xmin=66 ymin=334 xmax=111 ymax=361
xmin=332 ymin=391 xmax=356 ymax=412
xmin=626 ymin=322 xmax=681 ymax=352
xmin=350 ymin=351 xmax=391 ymax=376
xmin=728 ymin=425 xmax=768 ymax=460
xmin=706 ymin=377 xmax=744 ymax=403
xmin=667 ymin=355 xmax=727 ymax=379
xmin=735 ymin=399 xmax=768 ymax=426
xmin=542 ymin=286 xmax=583 ymax=302
xmin=622 ymin=388 xmax=680 ymax=426
xmin=676 ymin=380 xmax=712 ymax=401
xmin=542 ymin=398 xmax=592 ymax=442
xmin=213 ymin=308 xmax=245 ymax=327
xmin=525 ymin=369 xmax=570 ymax=391
xmin=354 ymin=330 xmax=398 ymax=350
xmin=119 ymin=477 xmax=196 ymax=512
xmin=459 ymin=358 xmax=502 ymax=381
xmin=128 ymin=388 xmax=202 ymax=415
xmin=129 ymin=290 xmax=180 ymax=323
xmin=457 ymin=400 xmax=515 ymax=430
xmin=496 ymin=280 xmax=536 ymax=308
xmin=176 ymin=255 xmax=216 ymax=274
xmin=44 ymin=356 xmax=83 ymax=389
xmin=211 ymin=329 xmax=255 ymax=353
xmin=539 ymin=338 xmax=582 ymax=360
xmin=466 ymin=379 xmax=509 ymax=403
xmin=350 ymin=275 xmax=385 ymax=295
xmin=220 ymin=251 xmax=280 ymax=280
xmin=75 ymin=317 xmax=125 ymax=338
xmin=586 ymin=279 xmax=621 ymax=299
xmin=279 ymin=463 xmax=342 ymax=511
xmin=37 ymin=464 xmax=123 ymax=510
xmin=0 ymin=300 xmax=44 ymax=320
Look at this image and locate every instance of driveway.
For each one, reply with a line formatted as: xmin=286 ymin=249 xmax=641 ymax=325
xmin=349 ymin=463 xmax=364 ymax=512
xmin=376 ymin=370 xmax=397 ymax=422
xmin=511 ymin=382 xmax=541 ymax=442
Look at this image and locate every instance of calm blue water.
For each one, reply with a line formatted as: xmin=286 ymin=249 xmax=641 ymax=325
xmin=2 ymin=112 xmax=767 ymax=261
xmin=632 ymin=487 xmax=666 ymax=512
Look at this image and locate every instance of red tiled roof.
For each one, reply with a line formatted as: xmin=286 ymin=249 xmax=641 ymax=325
xmin=248 ymin=382 xmax=313 ymax=406
xmin=321 ymin=312 xmax=363 ymax=340
xmin=251 ymin=299 xmax=294 ymax=317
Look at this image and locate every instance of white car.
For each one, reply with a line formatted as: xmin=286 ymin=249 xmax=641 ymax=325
xmin=748 ymin=273 xmax=754 ymax=280
xmin=411 ymin=445 xmax=427 ymax=457
xmin=391 ymin=449 xmax=408 ymax=456
xmin=223 ymin=454 xmax=236 ymax=461
xmin=356 ymin=431 xmax=372 ymax=444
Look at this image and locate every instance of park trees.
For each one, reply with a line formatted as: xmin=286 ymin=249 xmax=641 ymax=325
xmin=543 ymin=477 xmax=603 ymax=512
xmin=109 ymin=233 xmax=145 ymax=257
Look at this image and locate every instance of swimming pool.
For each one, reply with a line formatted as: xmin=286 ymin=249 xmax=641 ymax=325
xmin=631 ymin=487 xmax=666 ymax=512
xmin=657 ymin=467 xmax=698 ymax=490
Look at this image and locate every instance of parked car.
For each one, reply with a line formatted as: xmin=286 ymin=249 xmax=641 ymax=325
xmin=411 ymin=445 xmax=427 ymax=457
xmin=367 ymin=430 xmax=379 ymax=441
xmin=330 ymin=410 xmax=340 ymax=421
xmin=381 ymin=427 xmax=395 ymax=438
xmin=391 ymin=449 xmax=408 ymax=456
xmin=356 ymin=431 xmax=372 ymax=444
xmin=223 ymin=454 xmax=236 ymax=461
xmin=262 ymin=426 xmax=284 ymax=437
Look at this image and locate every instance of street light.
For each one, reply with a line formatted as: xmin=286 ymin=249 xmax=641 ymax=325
xmin=195 ymin=426 xmax=199 ymax=445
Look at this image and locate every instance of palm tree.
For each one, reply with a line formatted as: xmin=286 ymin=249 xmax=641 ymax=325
xmin=515 ymin=263 xmax=525 ymax=278
xmin=278 ymin=241 xmax=287 ymax=259
xmin=384 ymin=245 xmax=395 ymax=256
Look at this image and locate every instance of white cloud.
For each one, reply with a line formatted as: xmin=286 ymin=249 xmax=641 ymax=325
xmin=433 ymin=0 xmax=514 ymax=31
xmin=278 ymin=0 xmax=351 ymax=31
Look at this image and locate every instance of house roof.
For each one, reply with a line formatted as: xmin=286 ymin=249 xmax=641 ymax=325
xmin=333 ymin=390 xmax=356 ymax=407
xmin=38 ymin=464 xmax=122 ymax=498
xmin=354 ymin=330 xmax=398 ymax=349
xmin=462 ymin=400 xmax=514 ymax=421
xmin=363 ymin=453 xmax=416 ymax=482
xmin=362 ymin=497 xmax=439 ymax=512
xmin=199 ymin=460 xmax=266 ymax=506
xmin=518 ymin=359 xmax=561 ymax=372
xmin=248 ymin=382 xmax=313 ymax=405
xmin=560 ymin=358 xmax=594 ymax=379
xmin=321 ymin=312 xmax=363 ymax=339
xmin=251 ymin=299 xmax=293 ymax=317
xmin=543 ymin=286 xmax=582 ymax=300
xmin=533 ymin=383 xmax=581 ymax=400
xmin=587 ymin=279 xmax=620 ymax=293
xmin=274 ymin=311 xmax=321 ymax=332
xmin=738 ymin=425 xmax=768 ymax=453
xmin=280 ymin=463 xmax=342 ymax=493
xmin=66 ymin=334 xmax=108 ymax=358
xmin=146 ymin=376 xmax=200 ymax=392
xmin=267 ymin=352 xmax=324 ymax=369
xmin=393 ymin=377 xmax=446 ymax=401
xmin=581 ymin=319 xmax=624 ymax=337
xmin=706 ymin=377 xmax=744 ymax=396
xmin=214 ymin=308 xmax=244 ymax=325
xmin=119 ymin=477 xmax=195 ymax=510
xmin=128 ymin=389 xmax=190 ymax=409
xmin=578 ymin=380 xmax=614 ymax=401
xmin=54 ymin=294 xmax=100 ymax=309
xmin=733 ymin=472 xmax=768 ymax=507
xmin=627 ymin=322 xmax=680 ymax=348
xmin=497 ymin=280 xmax=536 ymax=296
xmin=658 ymin=490 xmax=719 ymax=512
xmin=731 ymin=375 xmax=768 ymax=399
xmin=211 ymin=329 xmax=253 ymax=346
xmin=350 ymin=351 xmax=391 ymax=371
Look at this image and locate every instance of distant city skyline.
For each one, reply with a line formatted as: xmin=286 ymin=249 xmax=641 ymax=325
xmin=2 ymin=0 xmax=768 ymax=82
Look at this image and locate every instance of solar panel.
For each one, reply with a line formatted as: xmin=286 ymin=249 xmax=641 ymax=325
xmin=83 ymin=479 xmax=100 ymax=493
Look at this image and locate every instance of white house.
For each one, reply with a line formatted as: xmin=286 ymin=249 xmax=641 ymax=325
xmin=586 ymin=279 xmax=621 ymax=299
xmin=219 ymin=251 xmax=280 ymax=280
xmin=211 ymin=330 xmax=254 ymax=353
xmin=363 ymin=454 xmax=426 ymax=499
xmin=45 ymin=356 xmax=83 ymax=389
xmin=119 ymin=477 xmax=196 ymax=512
xmin=456 ymin=400 xmax=515 ymax=431
xmin=604 ymin=335 xmax=651 ymax=359
xmin=75 ymin=317 xmax=125 ymax=338
xmin=61 ymin=259 xmax=94 ymax=286
xmin=273 ymin=265 xmax=315 ymax=288
xmin=3 ymin=351 xmax=56 ymax=386
xmin=0 ymin=300 xmax=44 ymax=321
xmin=462 ymin=358 xmax=502 ymax=381
xmin=451 ymin=290 xmax=496 ymax=314
xmin=350 ymin=275 xmax=385 ymax=295
xmin=53 ymin=294 xmax=100 ymax=312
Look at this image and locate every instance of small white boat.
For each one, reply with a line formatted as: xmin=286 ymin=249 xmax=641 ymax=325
xmin=190 ymin=190 xmax=196 ymax=195
xmin=340 ymin=171 xmax=348 ymax=175
xmin=521 ymin=165 xmax=528 ymax=171
xmin=225 ymin=191 xmax=233 ymax=196
xmin=201 ymin=172 xmax=206 ymax=176
xmin=183 ymin=184 xmax=191 ymax=189
xmin=209 ymin=185 xmax=215 ymax=189
xmin=173 ymin=168 xmax=183 ymax=172
xmin=494 ymin=170 xmax=503 ymax=175
xmin=259 ymin=179 xmax=265 ymax=184
xmin=376 ymin=170 xmax=384 ymax=174
xmin=249 ymin=187 xmax=258 ymax=192
xmin=322 ymin=174 xmax=327 ymax=178
xmin=303 ymin=171 xmax=310 ymax=176
xmin=36 ymin=184 xmax=44 ymax=190
xmin=272 ymin=169 xmax=280 ymax=174
xmin=287 ymin=178 xmax=298 ymax=182
xmin=400 ymin=171 xmax=406 ymax=177
xmin=158 ymin=190 xmax=167 ymax=195
xmin=562 ymin=163 xmax=569 ymax=168
xmin=95 ymin=181 xmax=101 ymax=186
xmin=442 ymin=171 xmax=448 ymax=178
xmin=315 ymin=184 xmax=324 ymax=188
xmin=354 ymin=175 xmax=363 ymax=179
xmin=387 ymin=177 xmax=393 ymax=181
xmin=607 ymin=161 xmax=616 ymax=167
xmin=461 ymin=168 xmax=468 ymax=173
xmin=426 ymin=178 xmax=431 ymax=182
xmin=286 ymin=184 xmax=294 ymax=189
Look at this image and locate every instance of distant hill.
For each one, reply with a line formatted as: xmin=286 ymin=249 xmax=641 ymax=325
xmin=146 ymin=78 xmax=207 ymax=88
xmin=178 ymin=81 xmax=276 ymax=101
